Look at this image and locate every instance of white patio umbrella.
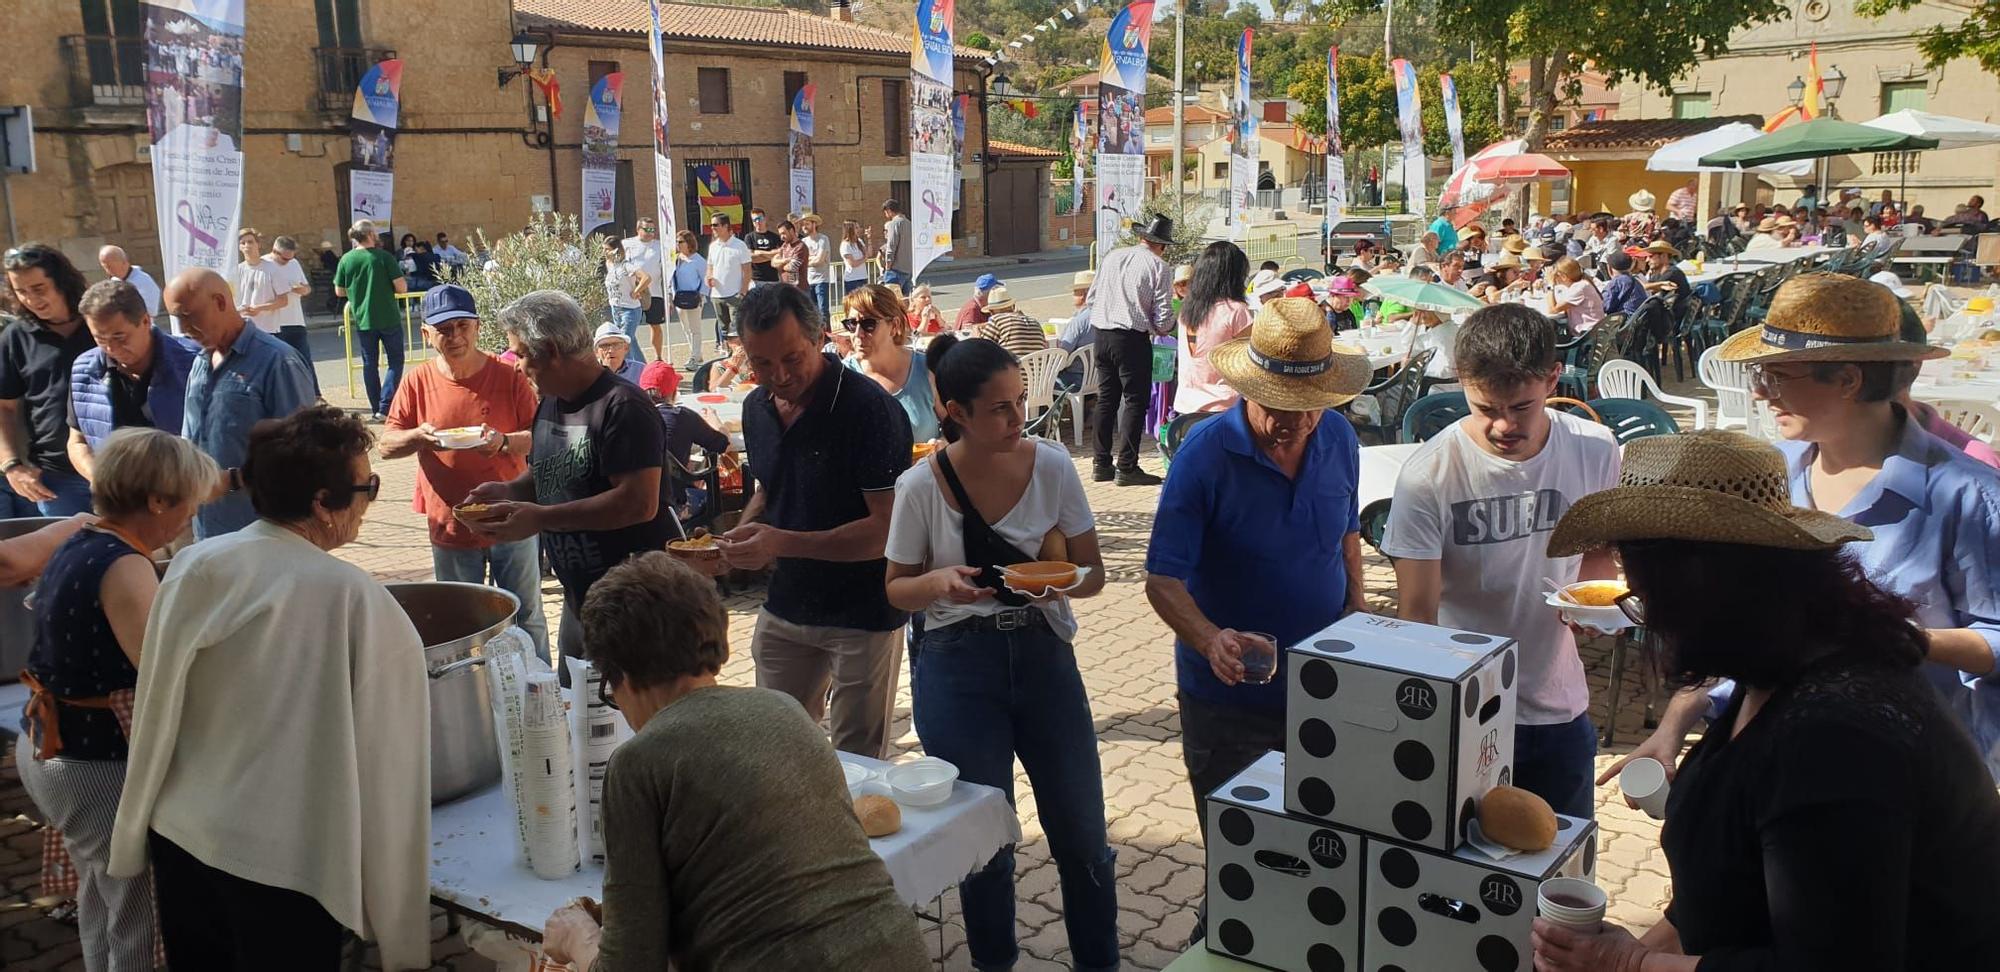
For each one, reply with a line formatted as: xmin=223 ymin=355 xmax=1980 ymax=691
xmin=1863 ymin=109 xmax=2000 ymax=151
xmin=1646 ymin=122 xmax=1815 ymax=177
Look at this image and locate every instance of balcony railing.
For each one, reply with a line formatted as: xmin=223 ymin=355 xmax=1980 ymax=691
xmin=1872 ymin=151 xmax=1922 ymax=176
xmin=61 ymin=34 xmax=147 ymax=108
xmin=314 ymin=47 xmax=397 ymax=114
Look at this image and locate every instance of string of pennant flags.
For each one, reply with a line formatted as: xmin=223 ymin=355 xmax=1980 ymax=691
xmin=983 ymin=0 xmax=1109 ymax=68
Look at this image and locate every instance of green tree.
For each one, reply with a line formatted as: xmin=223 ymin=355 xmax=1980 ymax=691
xmin=1288 ymin=50 xmax=1398 ymax=151
xmin=1857 ymin=0 xmax=2000 ymax=73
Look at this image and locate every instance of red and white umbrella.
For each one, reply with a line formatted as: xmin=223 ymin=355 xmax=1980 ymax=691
xmin=1439 ymin=139 xmax=1570 ymax=226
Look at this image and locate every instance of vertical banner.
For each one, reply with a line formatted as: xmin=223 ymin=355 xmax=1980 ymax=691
xmin=646 ymin=0 xmax=677 ymax=254
xmin=789 ymin=82 xmax=816 ymax=216
xmin=144 ymin=0 xmax=247 ymax=285
xmin=348 ymin=58 xmax=403 ymax=230
xmin=1070 ymin=101 xmax=1089 ymax=214
xmin=1227 ymin=28 xmax=1255 ymax=237
xmin=1440 ymin=72 xmax=1467 ymax=174
xmin=910 ymin=0 xmax=956 ymax=279
xmin=951 ymin=94 xmax=968 ymax=210
xmin=581 ymin=72 xmax=625 ymax=238
xmin=1391 ymin=57 xmax=1428 ymax=221
xmin=1326 ymin=46 xmax=1346 ymax=222
xmin=1094 ymin=0 xmax=1154 ymax=261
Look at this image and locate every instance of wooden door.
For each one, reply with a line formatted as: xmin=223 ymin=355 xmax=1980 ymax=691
xmin=987 ymin=165 xmax=1041 ymax=256
xmin=92 ymin=162 xmax=160 ymax=274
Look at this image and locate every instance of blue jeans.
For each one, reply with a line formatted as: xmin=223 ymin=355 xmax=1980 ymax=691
xmin=35 ymin=468 xmax=94 ymax=517
xmin=881 ymin=269 xmax=910 ymax=293
xmin=912 ymin=618 xmax=1119 ymax=972
xmin=810 ymin=282 xmax=832 ymax=325
xmin=1 ymin=477 xmax=42 ymax=518
xmin=277 ymin=325 xmax=321 ymax=398
xmin=432 ymin=539 xmax=550 ymax=660
xmin=843 ymin=278 xmax=867 ymax=295
xmin=611 ymin=306 xmax=646 ymax=364
xmin=1514 ymin=713 xmax=1597 ymax=819
xmin=355 ymin=327 xmax=404 ymax=417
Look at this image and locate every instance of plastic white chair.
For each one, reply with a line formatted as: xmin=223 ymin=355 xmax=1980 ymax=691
xmin=1062 ymin=345 xmax=1098 ymax=446
xmin=1018 ymin=347 xmax=1071 ymax=436
xmin=1698 ymin=346 xmax=1754 ymax=433
xmin=1599 ymin=359 xmax=1708 ymax=431
xmin=1930 ymin=399 xmax=2000 ymax=443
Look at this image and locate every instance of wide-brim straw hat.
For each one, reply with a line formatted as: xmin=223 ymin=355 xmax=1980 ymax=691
xmin=1488 ymin=251 xmax=1524 ymax=271
xmin=1755 ymin=216 xmax=1780 ymax=233
xmin=1716 ymin=272 xmax=1948 ymax=364
xmin=1629 ymin=189 xmax=1657 ymax=212
xmin=1502 ymin=236 xmax=1530 ymax=254
xmin=983 ymin=286 xmax=1018 ymax=312
xmin=1548 ymin=430 xmax=1873 ymax=556
xmin=1174 ymin=263 xmax=1195 ymax=284
xmin=1211 ymin=298 xmax=1373 ymax=411
xmin=1644 ymin=240 xmax=1680 ymax=258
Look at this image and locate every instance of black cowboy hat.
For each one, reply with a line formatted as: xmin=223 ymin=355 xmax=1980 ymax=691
xmin=1133 ymin=215 xmax=1175 ymax=246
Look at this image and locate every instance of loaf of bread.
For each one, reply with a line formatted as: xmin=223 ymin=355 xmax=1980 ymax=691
xmin=1478 ymin=785 xmax=1557 ymax=852
xmin=854 ymin=794 xmax=902 ymax=838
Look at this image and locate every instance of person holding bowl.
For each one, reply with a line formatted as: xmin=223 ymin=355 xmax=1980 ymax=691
xmin=1532 ymin=431 xmax=2000 ymax=971
xmin=882 ymin=335 xmax=1116 ymax=972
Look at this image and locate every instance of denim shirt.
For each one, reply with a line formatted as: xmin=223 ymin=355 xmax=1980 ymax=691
xmin=1780 ymin=415 xmax=2000 ymax=779
xmin=184 ymin=323 xmax=315 ymax=539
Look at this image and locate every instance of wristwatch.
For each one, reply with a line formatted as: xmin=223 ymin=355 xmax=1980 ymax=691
xmin=1 ymin=458 xmax=21 ymax=474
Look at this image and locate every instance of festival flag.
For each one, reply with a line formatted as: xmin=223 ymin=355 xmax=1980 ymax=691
xmin=1440 ymin=72 xmax=1467 ymax=173
xmin=1094 ymin=0 xmax=1154 ymax=260
xmin=581 ymin=72 xmax=624 ymax=237
xmin=1071 ymin=100 xmax=1089 ymax=214
xmin=1326 ymin=46 xmax=1346 ymax=221
xmin=789 ymin=81 xmax=816 ymax=216
xmin=1391 ymin=57 xmax=1428 ymax=220
xmin=691 ymin=164 xmax=743 ymax=230
xmin=529 ymin=68 xmax=562 ymax=119
xmin=347 ymin=58 xmax=402 ymax=230
xmin=910 ymin=0 xmax=956 ymax=278
xmin=646 ymin=0 xmax=677 ymax=250
xmin=952 ymin=94 xmax=968 ymax=209
xmin=1803 ymin=43 xmax=1823 ymax=120
xmin=1227 ymin=28 xmax=1255 ymax=237
xmin=143 ymin=0 xmax=247 ymax=296
xmin=1005 ymin=98 xmax=1039 ymax=119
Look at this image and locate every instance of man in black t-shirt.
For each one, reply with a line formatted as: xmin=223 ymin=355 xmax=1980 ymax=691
xmin=0 ymin=244 xmax=97 ymax=515
xmin=719 ymin=285 xmax=912 ymax=758
xmin=466 ymin=290 xmax=672 ymax=684
xmin=743 ymin=208 xmax=783 ymax=289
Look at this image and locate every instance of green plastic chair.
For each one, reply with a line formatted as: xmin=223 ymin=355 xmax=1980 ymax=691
xmin=1401 ymin=391 xmax=1469 ymax=444
xmin=1587 ymin=397 xmax=1681 ymax=443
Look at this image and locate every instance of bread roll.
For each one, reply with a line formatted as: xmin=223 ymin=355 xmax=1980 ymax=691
xmin=854 ymin=794 xmax=902 ymax=838
xmin=1478 ymin=785 xmax=1557 ymax=852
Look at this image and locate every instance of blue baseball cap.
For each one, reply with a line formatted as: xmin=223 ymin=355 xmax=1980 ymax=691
xmin=975 ymin=273 xmax=1000 ymax=291
xmin=421 ymin=284 xmax=479 ymax=326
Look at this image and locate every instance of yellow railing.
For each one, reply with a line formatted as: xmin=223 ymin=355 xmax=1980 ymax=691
xmin=341 ymin=291 xmax=432 ymax=401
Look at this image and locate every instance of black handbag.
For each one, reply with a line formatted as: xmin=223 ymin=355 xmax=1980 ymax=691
xmin=672 ymin=289 xmax=704 ymax=310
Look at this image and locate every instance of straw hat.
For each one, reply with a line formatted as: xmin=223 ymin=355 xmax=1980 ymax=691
xmin=1174 ymin=264 xmax=1195 ymax=284
xmin=1644 ymin=240 xmax=1681 ymax=258
xmin=1755 ymin=216 xmax=1780 ymax=233
xmin=982 ymin=286 xmax=1018 ymax=312
xmin=1774 ymin=215 xmax=1797 ymax=228
xmin=1251 ymin=268 xmax=1285 ymax=298
xmin=1210 ymin=298 xmax=1373 ymax=411
xmin=1072 ymin=269 xmax=1097 ymax=291
xmin=1464 ymin=223 xmax=1488 ymax=238
xmin=1628 ymin=189 xmax=1657 ymax=212
xmin=1488 ymin=251 xmax=1524 ymax=271
xmin=1548 ymin=431 xmax=1873 ymax=556
xmin=1502 ymin=236 xmax=1530 ymax=254
xmin=1715 ymin=272 xmax=1948 ymax=364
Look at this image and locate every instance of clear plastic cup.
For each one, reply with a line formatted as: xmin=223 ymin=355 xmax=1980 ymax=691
xmin=1238 ymin=631 xmax=1278 ymax=685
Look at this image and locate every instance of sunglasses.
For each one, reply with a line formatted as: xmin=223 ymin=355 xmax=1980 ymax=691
xmin=340 ymin=474 xmax=383 ymax=503
xmin=842 ymin=316 xmax=881 ymax=333
xmin=751 ymin=214 xmax=768 ymax=222
xmin=1616 ymin=591 xmax=1646 ymax=627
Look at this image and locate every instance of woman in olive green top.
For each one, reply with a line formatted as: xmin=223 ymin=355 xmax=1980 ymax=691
xmin=542 ymin=552 xmax=928 ymax=972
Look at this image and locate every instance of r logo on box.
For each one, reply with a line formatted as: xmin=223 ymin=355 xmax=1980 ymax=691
xmin=1397 ymin=677 xmax=1438 ymax=720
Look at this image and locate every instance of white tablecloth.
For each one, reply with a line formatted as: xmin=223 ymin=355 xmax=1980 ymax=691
xmin=682 ymin=389 xmax=749 ymax=451
xmin=1344 ymin=326 xmax=1412 ymax=371
xmin=1358 ymin=443 xmax=1421 ymax=510
xmin=429 ymin=751 xmax=1020 ymax=937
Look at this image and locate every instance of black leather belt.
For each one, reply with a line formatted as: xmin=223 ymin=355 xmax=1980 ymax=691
xmin=959 ymin=608 xmax=1050 ymax=632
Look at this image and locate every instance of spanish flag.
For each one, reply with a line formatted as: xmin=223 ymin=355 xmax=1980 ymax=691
xmin=1764 ymin=44 xmax=1822 ymax=132
xmin=1006 ymin=98 xmax=1039 ymax=119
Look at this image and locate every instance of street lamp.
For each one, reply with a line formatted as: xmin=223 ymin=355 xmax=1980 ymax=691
xmin=497 ymin=32 xmax=540 ymax=88
xmin=991 ymin=74 xmax=1013 ymax=100
xmin=1822 ymin=64 xmax=1846 ymax=101
xmin=1786 ymin=76 xmax=1806 ymax=107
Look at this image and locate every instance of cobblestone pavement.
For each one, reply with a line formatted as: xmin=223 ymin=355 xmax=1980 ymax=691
xmin=2 ymin=393 xmax=1691 ymax=971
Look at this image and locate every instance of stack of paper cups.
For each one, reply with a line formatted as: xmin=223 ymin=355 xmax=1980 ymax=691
xmin=1536 ymin=877 xmax=1608 ymax=932
xmin=522 ymin=672 xmax=579 ymax=879
xmin=566 ymin=657 xmax=625 ymax=865
xmin=486 ymin=650 xmax=535 ymax=862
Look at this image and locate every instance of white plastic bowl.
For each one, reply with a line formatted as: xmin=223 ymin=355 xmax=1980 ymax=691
xmin=883 ymin=757 xmax=958 ymax=807
xmin=842 ymin=761 xmax=875 ymax=797
xmin=434 ymin=426 xmax=488 ymax=450
xmin=1545 ymin=582 xmax=1635 ymax=633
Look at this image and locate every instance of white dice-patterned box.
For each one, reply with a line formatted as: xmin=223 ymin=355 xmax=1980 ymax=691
xmin=1204 ymin=751 xmax=1364 ymax=972
xmin=1283 ymin=613 xmax=1517 ymax=851
xmin=1362 ymin=815 xmax=1597 ymax=972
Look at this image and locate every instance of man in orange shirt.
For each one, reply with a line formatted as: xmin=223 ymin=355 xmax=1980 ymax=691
xmin=381 ymin=285 xmax=548 ymax=654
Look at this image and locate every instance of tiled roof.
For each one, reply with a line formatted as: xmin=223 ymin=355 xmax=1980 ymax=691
xmin=1543 ymin=115 xmax=1765 ymax=151
xmin=515 ymin=0 xmax=987 ymax=60
xmin=1143 ymin=104 xmax=1226 ymax=124
xmin=990 ymin=139 xmax=1060 ymax=160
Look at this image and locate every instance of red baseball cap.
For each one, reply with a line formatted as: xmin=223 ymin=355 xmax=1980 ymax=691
xmin=639 ymin=360 xmax=681 ymax=399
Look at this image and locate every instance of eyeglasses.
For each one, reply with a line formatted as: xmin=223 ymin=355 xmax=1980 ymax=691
xmin=597 ymin=672 xmax=620 ymax=710
xmin=841 ymin=316 xmax=880 ymax=333
xmin=1747 ymin=363 xmax=1814 ymax=398
xmin=342 ymin=474 xmax=382 ymax=503
xmin=1616 ymin=591 xmax=1646 ymax=627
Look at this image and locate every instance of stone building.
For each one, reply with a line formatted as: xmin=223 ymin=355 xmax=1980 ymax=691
xmin=1 ymin=0 xmax=1000 ymax=275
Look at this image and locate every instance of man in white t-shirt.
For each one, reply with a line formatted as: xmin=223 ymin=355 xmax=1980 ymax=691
xmin=705 ymin=213 xmax=753 ymax=341
xmin=263 ymin=235 xmax=319 ymax=398
xmin=1381 ymin=303 xmax=1621 ymax=819
xmin=798 ymin=212 xmax=833 ymax=325
xmin=231 ymin=228 xmax=283 ymax=334
xmin=97 ymin=245 xmax=163 ymax=318
xmin=623 ymin=217 xmax=667 ymax=361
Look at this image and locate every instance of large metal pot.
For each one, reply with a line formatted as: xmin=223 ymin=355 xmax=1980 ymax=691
xmin=385 ymin=582 xmax=520 ymax=805
xmin=0 ymin=517 xmax=64 ymax=684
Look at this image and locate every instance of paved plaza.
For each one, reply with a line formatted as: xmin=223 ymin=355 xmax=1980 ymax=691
xmin=0 ymin=387 xmax=1681 ymax=971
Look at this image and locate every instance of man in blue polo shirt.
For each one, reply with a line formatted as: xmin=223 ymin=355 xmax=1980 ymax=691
xmin=1144 ymin=298 xmax=1372 ymax=940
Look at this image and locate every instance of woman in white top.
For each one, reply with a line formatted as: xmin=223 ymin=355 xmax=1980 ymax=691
xmin=1173 ymin=241 xmax=1254 ymax=415
xmin=108 ymin=407 xmax=430 ymax=971
xmin=883 ymin=338 xmax=1118 ymax=972
xmin=601 ymin=237 xmax=652 ymax=364
xmin=669 ymin=230 xmax=710 ymax=365
xmin=1545 ymin=256 xmax=1606 ymax=335
xmin=840 ymin=221 xmax=871 ymax=294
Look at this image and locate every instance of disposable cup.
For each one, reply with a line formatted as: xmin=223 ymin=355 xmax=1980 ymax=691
xmin=1537 ymin=877 xmax=1607 ymax=931
xmin=1238 ymin=632 xmax=1278 ymax=685
xmin=1619 ymin=757 xmax=1671 ymax=820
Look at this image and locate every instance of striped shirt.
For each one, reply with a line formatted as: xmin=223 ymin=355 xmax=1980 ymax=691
xmin=978 ymin=311 xmax=1048 ymax=359
xmin=1085 ymin=244 xmax=1173 ymax=336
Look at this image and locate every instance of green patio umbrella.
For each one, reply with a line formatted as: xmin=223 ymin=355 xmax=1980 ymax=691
xmin=1696 ymin=117 xmax=1938 ymax=168
xmin=1362 ymin=276 xmax=1488 ymax=314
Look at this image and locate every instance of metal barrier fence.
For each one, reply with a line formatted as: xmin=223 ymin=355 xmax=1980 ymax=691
xmin=341 ymin=291 xmax=432 ymax=401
